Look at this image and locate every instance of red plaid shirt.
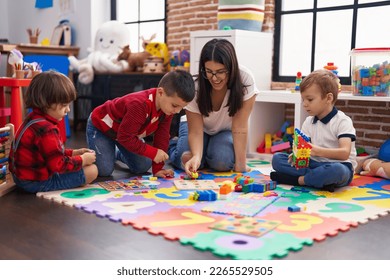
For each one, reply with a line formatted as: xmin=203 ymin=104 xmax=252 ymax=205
xmin=9 ymin=109 xmax=82 ymax=181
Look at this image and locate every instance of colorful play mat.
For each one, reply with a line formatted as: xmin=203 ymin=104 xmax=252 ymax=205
xmin=37 ymin=159 xmax=390 ymax=260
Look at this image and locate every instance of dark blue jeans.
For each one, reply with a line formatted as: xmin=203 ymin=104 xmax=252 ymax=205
xmin=168 ymin=121 xmax=235 ymax=171
xmin=13 ymin=170 xmax=86 ymax=193
xmin=86 ymin=116 xmax=151 ymax=176
xmin=272 ymin=152 xmax=354 ymax=188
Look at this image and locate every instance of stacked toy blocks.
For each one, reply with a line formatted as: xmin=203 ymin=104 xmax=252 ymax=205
xmin=292 ymin=128 xmax=312 ymax=168
xmin=233 ymin=175 xmax=276 ymax=193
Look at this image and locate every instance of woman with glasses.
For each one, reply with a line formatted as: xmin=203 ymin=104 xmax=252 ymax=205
xmin=168 ymin=38 xmax=259 ymax=175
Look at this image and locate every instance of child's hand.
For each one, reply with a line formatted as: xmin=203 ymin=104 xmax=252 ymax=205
xmin=73 ymin=148 xmax=95 ymax=156
xmin=155 ymin=169 xmax=174 ymax=178
xmin=153 ymin=149 xmax=169 ymax=163
xmin=81 ymin=151 xmax=96 ymax=166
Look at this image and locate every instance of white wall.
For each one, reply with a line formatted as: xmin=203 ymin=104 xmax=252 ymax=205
xmin=0 ymin=0 xmax=111 ymax=76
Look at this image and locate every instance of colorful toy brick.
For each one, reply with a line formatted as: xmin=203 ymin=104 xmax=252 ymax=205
xmin=292 ymin=128 xmax=312 ymax=168
xmin=271 ymin=141 xmax=290 ymax=153
xmin=288 ymin=206 xmax=301 ymax=212
xmin=234 ymin=176 xmax=276 ymax=193
xmin=293 ymin=71 xmax=302 ymax=92
xmin=190 ymin=190 xmax=217 ymax=201
xmin=219 ymin=184 xmax=233 ymax=200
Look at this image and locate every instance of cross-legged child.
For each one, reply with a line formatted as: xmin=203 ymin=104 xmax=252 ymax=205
xmin=271 ymin=69 xmax=357 ymax=192
xmin=10 ymin=71 xmax=98 ymax=193
xmin=86 ymin=70 xmax=195 ymax=178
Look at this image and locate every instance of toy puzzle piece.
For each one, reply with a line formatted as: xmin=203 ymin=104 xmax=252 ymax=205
xmin=141 ymin=186 xmax=196 ymax=207
xmin=297 ymin=197 xmax=389 ymax=224
xmin=36 ymin=185 xmax=112 ymax=207
xmin=96 ymin=179 xmax=159 ymax=191
xmin=123 ymin=208 xmax=224 ymax=240
xmin=202 ymin=192 xmax=280 ymax=217
xmin=174 ymin=179 xmax=219 ymax=190
xmin=350 ymin=174 xmax=383 ymax=187
xmin=312 ymin=184 xmax=390 ymax=209
xmin=263 ymin=210 xmax=358 ymax=241
xmin=180 ymin=230 xmax=313 ymax=260
xmin=209 ymin=216 xmax=281 ymax=237
xmin=77 ymin=194 xmax=172 ymax=222
xmin=360 ymin=179 xmax=390 ymax=192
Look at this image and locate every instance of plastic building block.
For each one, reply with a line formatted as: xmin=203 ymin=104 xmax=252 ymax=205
xmin=190 ymin=190 xmax=217 ymax=201
xmin=219 ymin=184 xmax=232 ymax=195
xmin=292 ymin=128 xmax=312 ymax=168
xmin=271 ymin=141 xmax=290 ymax=153
xmin=288 ymin=205 xmax=301 ymax=212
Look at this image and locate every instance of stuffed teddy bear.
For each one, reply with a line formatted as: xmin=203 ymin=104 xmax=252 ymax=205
xmin=68 ymin=20 xmax=130 ymax=84
xmin=360 ymin=158 xmax=390 ymax=179
xmin=117 ymin=45 xmax=151 ymax=72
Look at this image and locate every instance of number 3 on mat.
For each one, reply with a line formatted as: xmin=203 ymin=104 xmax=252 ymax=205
xmin=278 ymin=214 xmax=323 ymax=231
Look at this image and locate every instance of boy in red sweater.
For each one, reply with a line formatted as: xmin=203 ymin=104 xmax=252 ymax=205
xmin=87 ymin=70 xmax=195 ymax=178
xmin=10 ymin=71 xmax=98 ymax=193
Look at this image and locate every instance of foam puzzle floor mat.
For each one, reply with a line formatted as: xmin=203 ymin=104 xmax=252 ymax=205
xmin=37 ymin=159 xmax=390 ymax=259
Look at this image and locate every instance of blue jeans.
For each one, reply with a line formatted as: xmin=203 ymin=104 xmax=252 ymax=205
xmin=86 ymin=116 xmax=152 ymax=176
xmin=168 ymin=121 xmax=235 ymax=171
xmin=12 ymin=170 xmax=86 ymax=193
xmin=271 ymin=152 xmax=354 ymax=188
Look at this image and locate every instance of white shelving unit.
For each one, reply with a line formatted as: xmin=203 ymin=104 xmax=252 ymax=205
xmin=248 ymin=90 xmax=390 ymax=155
xmin=248 ymin=90 xmax=307 ymax=154
xmin=190 ymin=30 xmax=273 ymax=90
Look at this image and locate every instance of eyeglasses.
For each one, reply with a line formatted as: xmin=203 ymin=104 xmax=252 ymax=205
xmin=201 ymin=69 xmax=229 ymax=80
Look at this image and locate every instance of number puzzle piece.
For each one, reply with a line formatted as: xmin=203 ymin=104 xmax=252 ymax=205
xmin=209 ymin=216 xmax=281 ymax=237
xmin=174 ymin=179 xmax=219 ymax=190
xmin=180 ymin=230 xmax=313 ymax=260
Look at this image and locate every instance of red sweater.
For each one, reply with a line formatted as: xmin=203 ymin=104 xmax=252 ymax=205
xmin=91 ymin=88 xmax=172 ymax=174
xmin=9 ymin=109 xmax=82 ymax=181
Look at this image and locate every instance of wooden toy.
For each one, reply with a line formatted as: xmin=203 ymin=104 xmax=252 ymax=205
xmin=96 ymin=179 xmax=157 ymax=191
xmin=174 ymin=179 xmax=219 ymax=190
xmin=0 ymin=124 xmax=15 ymax=197
xmin=292 ymin=128 xmax=312 ymax=168
xmin=209 ymin=216 xmax=281 ymax=237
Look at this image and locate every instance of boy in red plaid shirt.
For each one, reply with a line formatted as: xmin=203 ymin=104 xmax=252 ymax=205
xmin=9 ymin=71 xmax=98 ymax=193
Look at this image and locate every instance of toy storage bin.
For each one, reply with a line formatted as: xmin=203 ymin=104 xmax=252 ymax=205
xmin=350 ymin=48 xmax=390 ymax=96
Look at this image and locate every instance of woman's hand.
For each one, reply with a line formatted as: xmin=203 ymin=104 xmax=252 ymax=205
xmin=184 ymin=155 xmax=201 ymax=176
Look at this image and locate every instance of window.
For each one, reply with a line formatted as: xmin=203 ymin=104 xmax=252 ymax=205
xmin=274 ymin=0 xmax=390 ymax=84
xmin=111 ymin=0 xmax=166 ymax=52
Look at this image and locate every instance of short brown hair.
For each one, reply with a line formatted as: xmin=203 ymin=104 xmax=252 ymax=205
xmin=25 ymin=71 xmax=77 ymax=113
xmin=300 ymin=69 xmax=339 ymax=104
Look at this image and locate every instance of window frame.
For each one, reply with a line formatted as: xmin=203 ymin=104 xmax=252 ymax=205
xmin=110 ymin=0 xmax=167 ymax=52
xmin=273 ymin=0 xmax=390 ymax=85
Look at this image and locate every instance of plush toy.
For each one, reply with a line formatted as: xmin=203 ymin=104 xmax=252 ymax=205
xmin=117 ymin=45 xmax=151 ymax=72
xmin=360 ymin=158 xmax=390 ymax=179
xmin=68 ymin=20 xmax=130 ymax=84
xmin=143 ymin=57 xmax=165 ymax=73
